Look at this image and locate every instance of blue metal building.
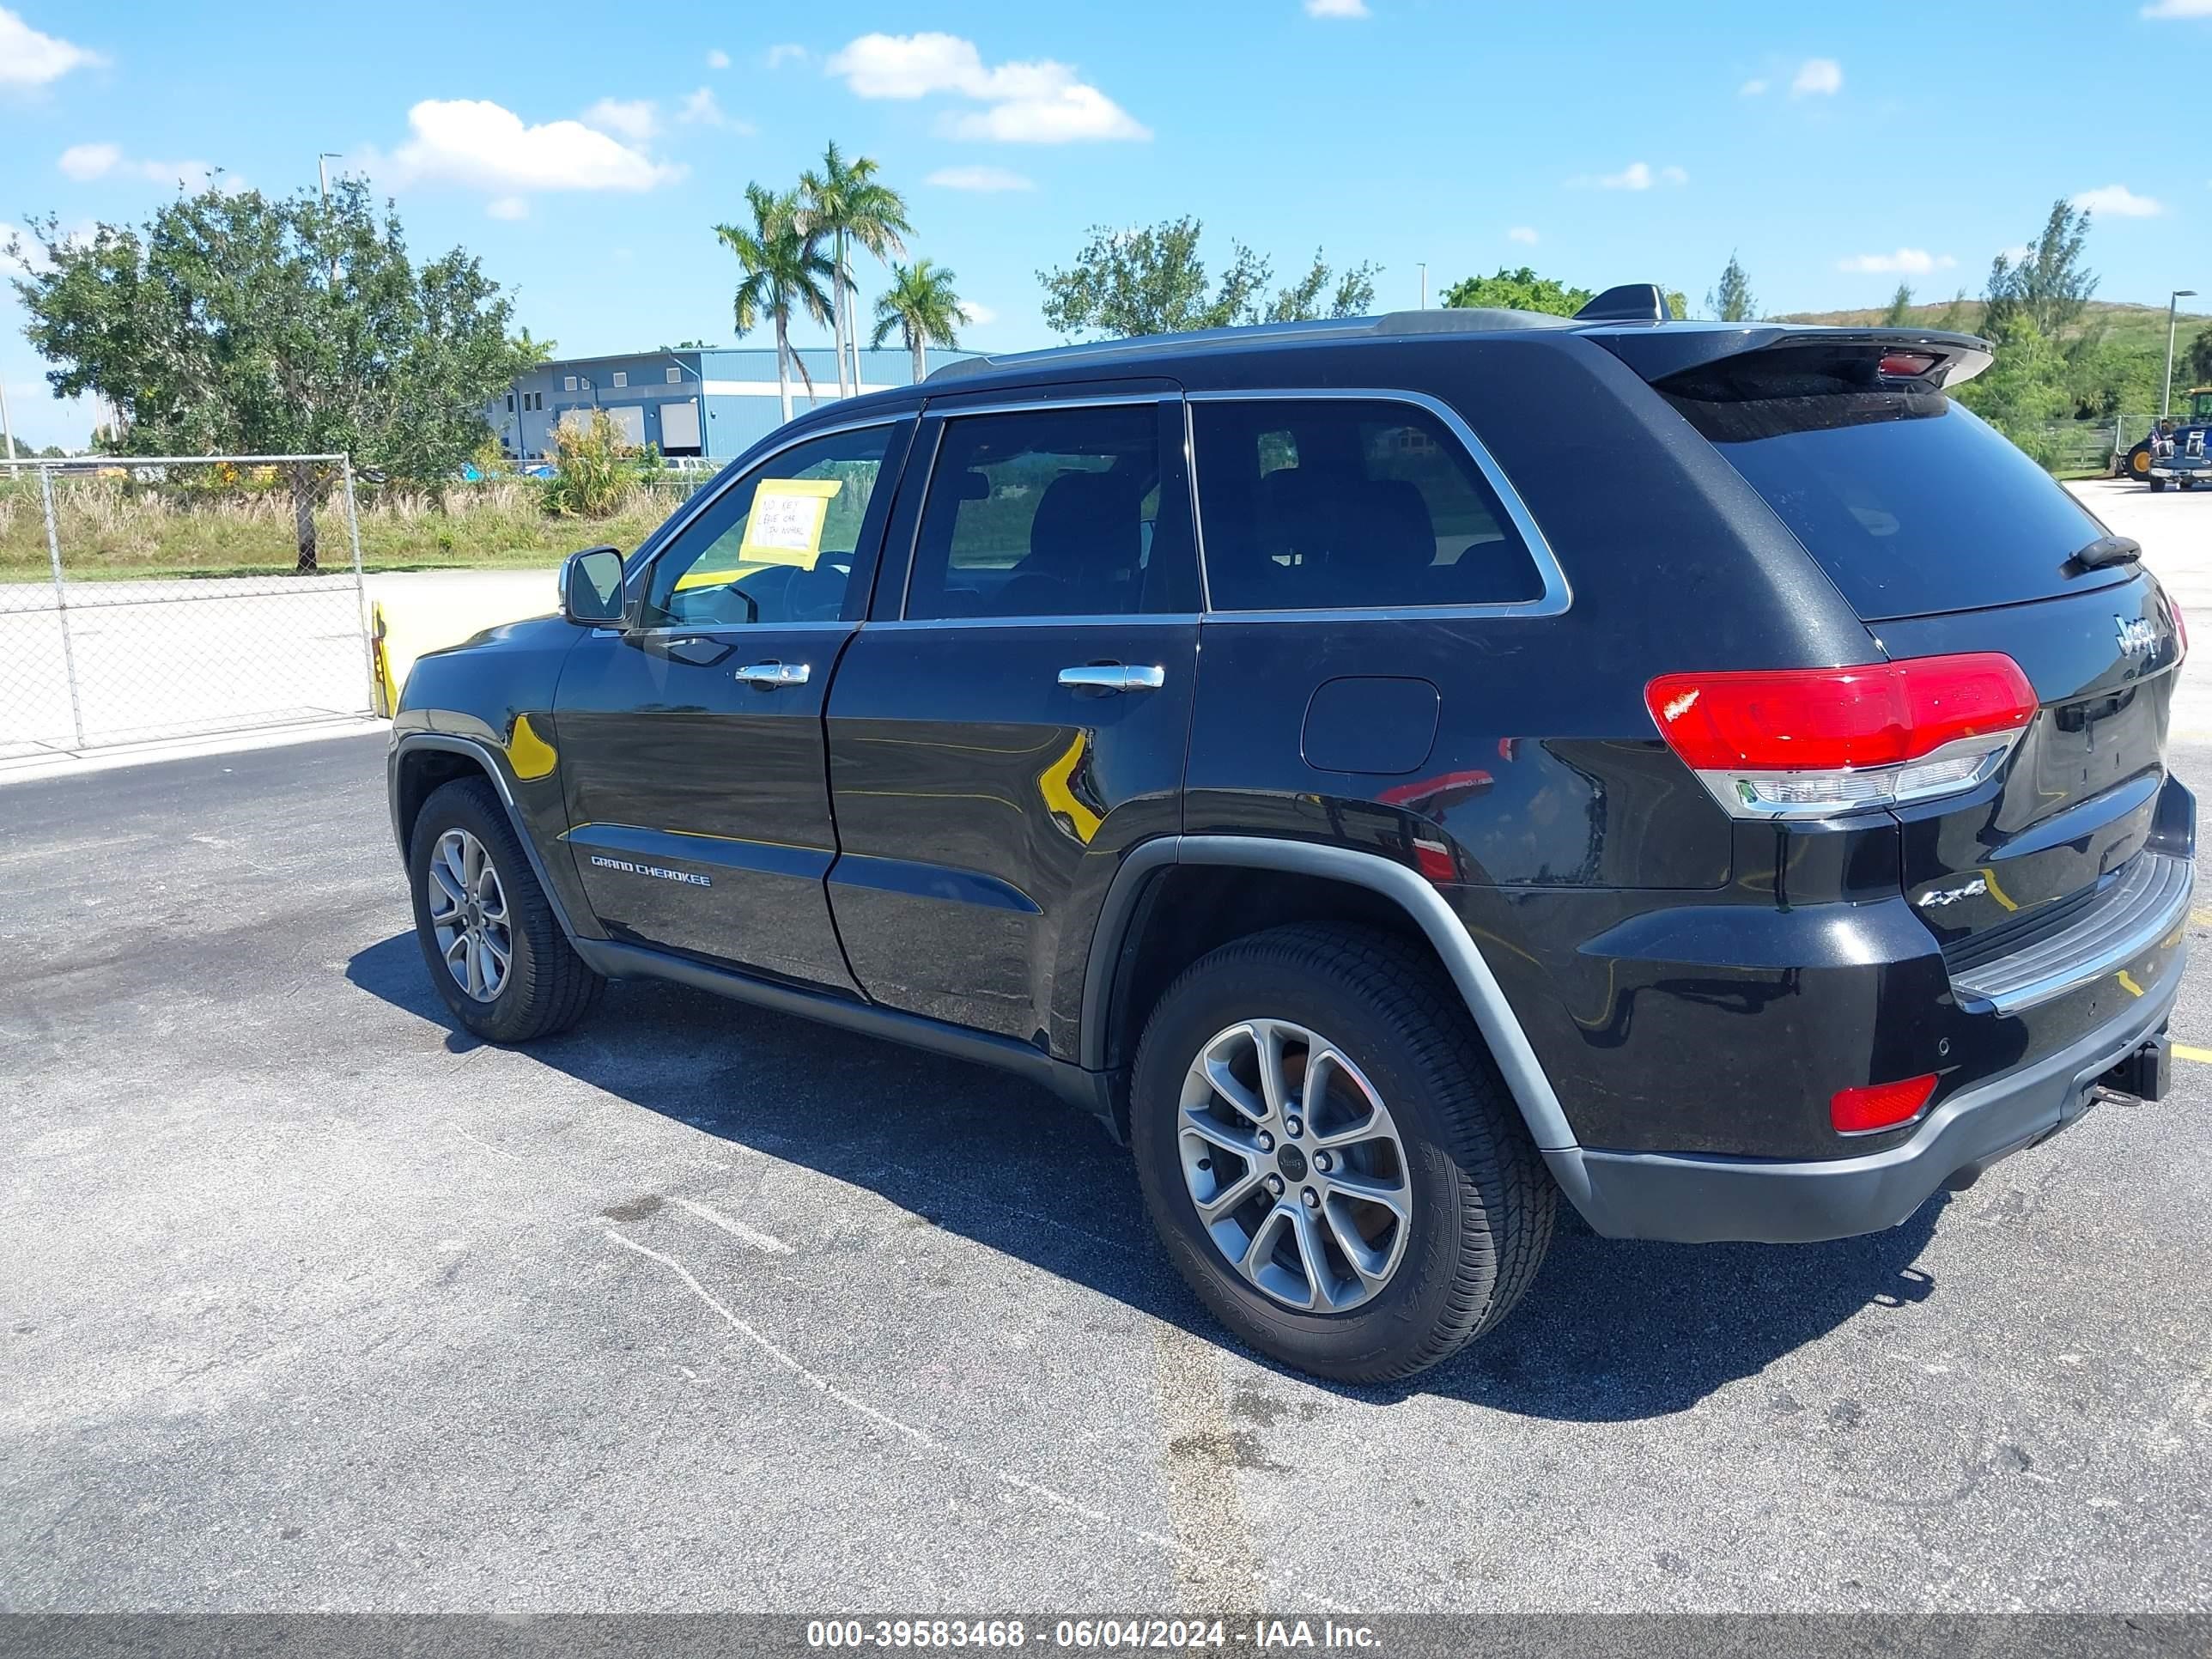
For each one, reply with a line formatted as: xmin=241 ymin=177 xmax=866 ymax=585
xmin=488 ymin=345 xmax=980 ymax=463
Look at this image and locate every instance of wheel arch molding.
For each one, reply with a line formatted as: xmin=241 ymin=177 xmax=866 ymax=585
xmin=1080 ymin=835 xmax=1582 ymax=1161
xmin=387 ymin=732 xmax=598 ymax=945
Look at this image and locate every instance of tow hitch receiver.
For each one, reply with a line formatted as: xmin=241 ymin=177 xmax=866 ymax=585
xmin=2096 ymin=1034 xmax=2171 ymax=1105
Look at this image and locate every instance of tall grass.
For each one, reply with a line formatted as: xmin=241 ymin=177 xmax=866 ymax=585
xmin=0 ymin=471 xmax=698 ymax=580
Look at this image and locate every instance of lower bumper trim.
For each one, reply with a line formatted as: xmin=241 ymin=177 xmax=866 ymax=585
xmin=1547 ymin=959 xmax=2182 ymax=1244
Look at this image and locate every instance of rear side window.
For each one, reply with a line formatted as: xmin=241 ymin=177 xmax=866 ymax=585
xmin=905 ymin=404 xmax=1195 ymax=619
xmin=1662 ymin=370 xmax=2122 ymax=622
xmin=1190 ymin=399 xmax=1544 ymax=611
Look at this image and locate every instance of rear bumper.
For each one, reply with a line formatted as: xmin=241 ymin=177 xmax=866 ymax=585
xmin=1553 ymin=954 xmax=2182 ymax=1243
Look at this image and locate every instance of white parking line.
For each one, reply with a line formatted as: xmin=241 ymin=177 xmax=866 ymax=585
xmin=672 ymin=1196 xmax=795 ymax=1255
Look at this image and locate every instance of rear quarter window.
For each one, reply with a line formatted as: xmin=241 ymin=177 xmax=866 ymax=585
xmin=1662 ymin=383 xmax=2124 ymax=622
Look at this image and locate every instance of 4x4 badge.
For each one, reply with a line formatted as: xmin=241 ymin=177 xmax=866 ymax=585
xmin=1917 ymin=876 xmax=1988 ymax=908
xmin=2116 ymin=616 xmax=2155 ymax=656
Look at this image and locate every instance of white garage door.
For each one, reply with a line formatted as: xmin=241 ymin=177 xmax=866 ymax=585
xmin=659 ymin=398 xmax=702 ymax=452
xmin=603 ymin=404 xmax=647 ymax=447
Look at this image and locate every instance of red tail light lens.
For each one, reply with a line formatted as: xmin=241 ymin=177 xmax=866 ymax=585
xmin=1832 ymin=1073 xmax=1938 ymax=1134
xmin=1646 ymin=653 xmax=2036 ymax=819
xmin=1878 ymin=351 xmax=1941 ymax=378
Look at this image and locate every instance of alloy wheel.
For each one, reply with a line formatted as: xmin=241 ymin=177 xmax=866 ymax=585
xmin=426 ymin=828 xmax=512 ymax=1003
xmin=1176 ymin=1018 xmax=1413 ymax=1313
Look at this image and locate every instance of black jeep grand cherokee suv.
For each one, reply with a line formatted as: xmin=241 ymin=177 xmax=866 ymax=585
xmin=390 ymin=291 xmax=2192 ymax=1382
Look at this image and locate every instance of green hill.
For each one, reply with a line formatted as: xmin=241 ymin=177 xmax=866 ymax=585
xmin=1776 ymin=298 xmax=2209 ymax=355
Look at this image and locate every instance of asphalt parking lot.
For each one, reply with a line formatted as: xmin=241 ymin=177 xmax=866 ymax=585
xmin=3 ymin=725 xmax=2210 ymax=1615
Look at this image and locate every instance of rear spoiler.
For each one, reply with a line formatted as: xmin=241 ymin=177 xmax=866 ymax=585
xmin=1586 ymin=324 xmax=1995 ymax=391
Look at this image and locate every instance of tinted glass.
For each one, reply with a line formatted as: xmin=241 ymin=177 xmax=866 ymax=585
xmin=905 ymin=404 xmax=1193 ymax=619
xmin=641 ymin=425 xmax=894 ymax=627
xmin=1663 ymin=386 xmax=2122 ymax=622
xmin=1190 ymin=400 xmax=1543 ymax=611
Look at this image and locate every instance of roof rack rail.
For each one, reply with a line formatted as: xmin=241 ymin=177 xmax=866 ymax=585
xmin=924 ymin=306 xmax=1578 ymax=383
xmin=1575 ymin=283 xmax=1672 ymax=324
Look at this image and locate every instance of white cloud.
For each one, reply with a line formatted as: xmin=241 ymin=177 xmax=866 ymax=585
xmin=826 ymin=32 xmax=1149 ymax=143
xmin=381 ymin=99 xmax=683 ymax=196
xmin=0 ymin=7 xmax=104 ymax=88
xmin=1571 ymin=161 xmax=1686 ymax=191
xmin=1837 ymin=248 xmax=1957 ymax=275
xmin=2142 ymin=0 xmax=2212 ymax=15
xmin=1304 ymin=0 xmax=1370 ymax=15
xmin=1507 ymin=225 xmax=1539 ymax=245
xmin=58 ymin=141 xmax=119 ymax=180
xmin=1739 ymin=77 xmax=1768 ymax=96
xmin=1791 ymin=58 xmax=1843 ymax=96
xmin=582 ymin=98 xmax=658 ymax=143
xmin=678 ymin=86 xmax=743 ymax=129
xmin=765 ymin=43 xmax=807 ymax=69
xmin=57 ymin=143 xmax=224 ymax=189
xmin=487 ymin=196 xmax=529 ymax=221
xmin=927 ymin=164 xmax=1035 ymax=191
xmin=706 ymin=47 xmax=731 ymax=70
xmin=2073 ymin=182 xmax=2163 ymax=217
xmin=960 ymin=301 xmax=997 ymax=326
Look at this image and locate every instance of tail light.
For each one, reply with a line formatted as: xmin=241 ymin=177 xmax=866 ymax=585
xmin=1645 ymin=653 xmax=2037 ymax=819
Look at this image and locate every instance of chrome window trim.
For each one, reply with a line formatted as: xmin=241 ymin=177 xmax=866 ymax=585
xmin=917 ymin=392 xmax=1173 ymax=418
xmin=865 ymin=613 xmax=1201 ymax=633
xmin=628 ymin=414 xmax=910 ymax=604
xmin=895 ymin=392 xmax=1188 ymax=625
xmin=1182 ymin=386 xmax=1571 ymax=622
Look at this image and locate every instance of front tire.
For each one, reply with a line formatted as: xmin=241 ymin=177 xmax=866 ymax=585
xmin=1130 ymin=924 xmax=1555 ymax=1383
xmin=2150 ymin=477 xmax=2169 ymax=492
xmin=407 ymin=776 xmax=604 ymax=1042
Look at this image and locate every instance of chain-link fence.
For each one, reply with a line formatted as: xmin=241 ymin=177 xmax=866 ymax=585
xmin=0 ymin=454 xmax=374 ymax=762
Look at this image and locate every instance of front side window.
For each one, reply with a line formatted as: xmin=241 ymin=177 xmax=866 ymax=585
xmin=1191 ymin=398 xmax=1544 ymax=611
xmin=904 ymin=404 xmax=1193 ymax=619
xmin=640 ymin=425 xmax=896 ymax=628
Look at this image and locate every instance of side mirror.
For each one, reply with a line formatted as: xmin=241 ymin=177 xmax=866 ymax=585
xmin=561 ymin=545 xmax=625 ymax=625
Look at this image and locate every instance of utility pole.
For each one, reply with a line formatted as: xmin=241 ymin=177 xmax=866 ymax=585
xmin=2164 ymin=289 xmax=2197 ymax=422
xmin=1418 ymin=263 xmax=1428 ymax=309
xmin=0 ymin=373 xmax=16 ymax=463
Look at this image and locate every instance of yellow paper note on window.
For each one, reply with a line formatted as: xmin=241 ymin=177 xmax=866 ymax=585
xmin=738 ymin=477 xmax=842 ymax=569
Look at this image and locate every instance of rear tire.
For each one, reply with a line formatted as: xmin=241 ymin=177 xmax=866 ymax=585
xmin=1129 ymin=923 xmax=1555 ymax=1383
xmin=407 ymin=776 xmax=604 ymax=1043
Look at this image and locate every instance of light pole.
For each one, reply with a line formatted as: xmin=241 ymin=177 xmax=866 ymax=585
xmin=0 ymin=373 xmax=15 ymax=463
xmin=1418 ymin=263 xmax=1428 ymax=309
xmin=2163 ymin=289 xmax=2197 ymax=422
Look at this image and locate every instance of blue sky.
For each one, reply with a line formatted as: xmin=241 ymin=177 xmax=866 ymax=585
xmin=3 ymin=0 xmax=2208 ymax=447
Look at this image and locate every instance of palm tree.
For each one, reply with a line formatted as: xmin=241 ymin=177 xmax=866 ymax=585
xmin=872 ymin=260 xmax=966 ymax=386
xmin=799 ymin=142 xmax=911 ymax=399
xmin=716 ymin=183 xmax=835 ymax=423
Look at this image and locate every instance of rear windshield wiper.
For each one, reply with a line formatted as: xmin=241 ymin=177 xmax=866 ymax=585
xmin=2071 ymin=534 xmax=2142 ymax=570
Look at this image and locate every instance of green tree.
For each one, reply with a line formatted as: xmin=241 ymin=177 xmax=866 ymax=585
xmin=1264 ymin=248 xmax=1380 ymax=323
xmin=11 ymin=181 xmax=528 ymax=570
xmin=1983 ymin=199 xmax=2097 ymax=342
xmin=1705 ymin=252 xmax=1756 ymax=322
xmin=870 ymin=258 xmax=965 ymax=386
xmin=1038 ymin=218 xmax=1372 ymax=340
xmin=717 ymin=183 xmax=836 ymax=423
xmin=1439 ymin=266 xmax=1594 ymax=316
xmin=1954 ymin=317 xmax=2069 ymax=462
xmin=798 ymin=142 xmax=911 ymax=398
xmin=1883 ymin=283 xmax=1915 ymax=325
xmin=2184 ymin=324 xmax=2212 ymax=390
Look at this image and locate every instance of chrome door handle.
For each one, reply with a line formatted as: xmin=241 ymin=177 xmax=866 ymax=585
xmin=1058 ymin=665 xmax=1165 ymax=694
xmin=736 ymin=661 xmax=811 ymax=688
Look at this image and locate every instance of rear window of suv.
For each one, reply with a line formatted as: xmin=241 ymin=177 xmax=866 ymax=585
xmin=1661 ymin=371 xmax=2127 ymax=622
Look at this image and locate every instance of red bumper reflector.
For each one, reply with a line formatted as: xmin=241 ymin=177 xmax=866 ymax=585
xmin=1831 ymin=1073 xmax=1938 ymax=1134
